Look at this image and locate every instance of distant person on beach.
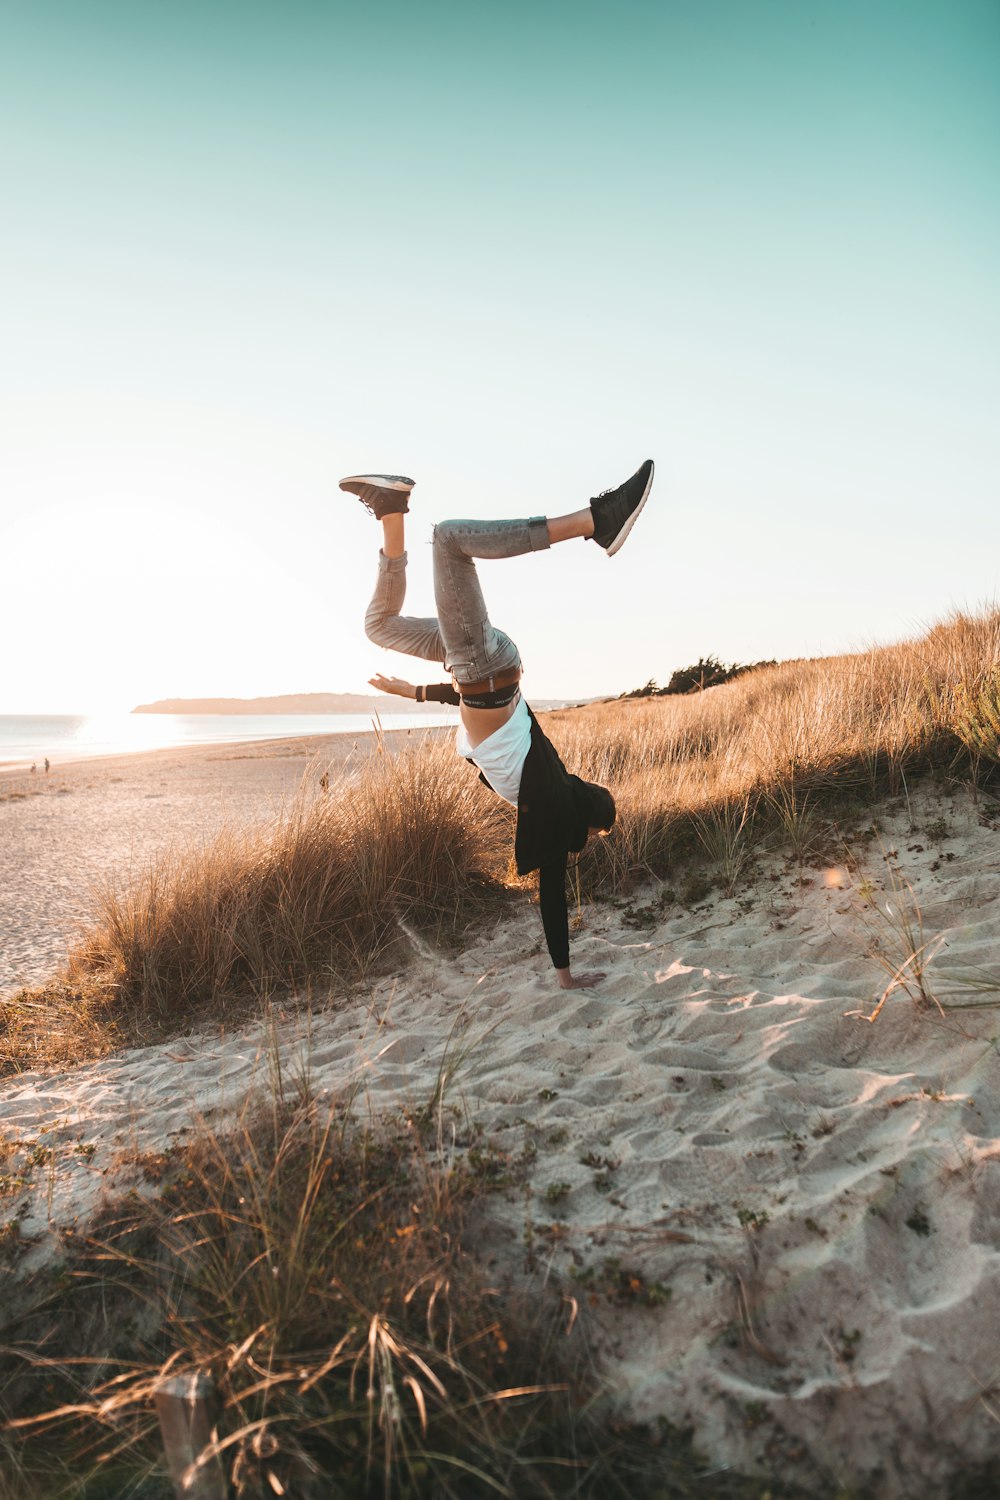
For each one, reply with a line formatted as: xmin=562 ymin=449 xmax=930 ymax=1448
xmin=44 ymin=757 xmax=50 ymax=773
xmin=341 ymin=462 xmax=654 ymax=990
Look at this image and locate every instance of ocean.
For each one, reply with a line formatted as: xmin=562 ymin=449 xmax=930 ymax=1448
xmin=0 ymin=711 xmax=459 ymax=772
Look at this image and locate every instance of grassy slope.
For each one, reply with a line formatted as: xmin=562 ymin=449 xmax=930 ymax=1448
xmin=3 ymin=608 xmax=999 ymax=1071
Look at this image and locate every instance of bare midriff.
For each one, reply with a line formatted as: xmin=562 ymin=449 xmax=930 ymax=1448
xmin=460 ymin=699 xmax=519 ymax=749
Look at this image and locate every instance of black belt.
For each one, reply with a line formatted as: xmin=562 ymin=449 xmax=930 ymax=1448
xmin=453 ymin=665 xmax=521 ymax=697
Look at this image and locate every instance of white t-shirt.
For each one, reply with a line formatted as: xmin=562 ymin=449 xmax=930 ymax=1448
xmin=454 ymin=693 xmax=532 ymax=806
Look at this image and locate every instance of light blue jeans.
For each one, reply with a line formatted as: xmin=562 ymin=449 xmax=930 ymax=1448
xmin=365 ymin=516 xmax=550 ymax=685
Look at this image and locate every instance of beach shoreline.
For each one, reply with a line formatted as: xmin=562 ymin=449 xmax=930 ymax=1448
xmin=0 ymin=706 xmax=461 ymax=777
xmin=0 ymin=720 xmax=450 ymax=781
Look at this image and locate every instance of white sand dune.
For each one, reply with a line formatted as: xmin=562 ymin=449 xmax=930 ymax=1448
xmin=1 ymin=758 xmax=999 ymax=1494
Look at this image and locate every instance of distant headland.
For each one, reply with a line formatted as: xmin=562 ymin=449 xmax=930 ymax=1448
xmin=132 ymin=692 xmax=588 ymax=715
xmin=131 ymin=693 xmax=432 ymax=715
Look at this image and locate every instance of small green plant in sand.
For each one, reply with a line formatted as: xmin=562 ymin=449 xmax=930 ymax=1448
xmin=734 ymin=1205 xmax=770 ymax=1232
xmin=569 ymin=1258 xmax=671 ymax=1309
xmin=579 ymin=1151 xmax=620 ymax=1171
xmin=463 ymin=1137 xmax=524 ymax=1191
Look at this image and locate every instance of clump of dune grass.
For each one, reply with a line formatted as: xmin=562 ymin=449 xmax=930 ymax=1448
xmin=0 ymin=739 xmax=512 ymax=1070
xmin=74 ymin=738 xmax=509 ymax=1011
xmin=0 ymin=1086 xmax=795 ymax=1499
xmin=0 ymin=978 xmax=128 ymax=1078
xmin=849 ymin=849 xmax=949 ymax=1023
xmin=953 ymin=668 xmax=1000 ymax=766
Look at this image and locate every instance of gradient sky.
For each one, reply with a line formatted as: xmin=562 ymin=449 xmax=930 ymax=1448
xmin=2 ymin=0 xmax=998 ymax=710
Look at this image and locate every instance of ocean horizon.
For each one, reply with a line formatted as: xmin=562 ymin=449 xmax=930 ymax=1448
xmin=0 ymin=710 xmax=459 ymax=773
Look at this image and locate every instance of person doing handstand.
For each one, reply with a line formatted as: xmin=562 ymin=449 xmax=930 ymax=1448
xmin=341 ymin=461 xmax=655 ymax=990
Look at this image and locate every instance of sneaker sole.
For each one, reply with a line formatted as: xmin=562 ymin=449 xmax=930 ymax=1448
xmin=605 ymin=460 xmax=654 ymax=557
xmin=339 ymin=474 xmax=414 ymax=492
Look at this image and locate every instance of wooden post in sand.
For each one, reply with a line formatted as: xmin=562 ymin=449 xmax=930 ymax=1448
xmin=154 ymin=1371 xmax=228 ymax=1499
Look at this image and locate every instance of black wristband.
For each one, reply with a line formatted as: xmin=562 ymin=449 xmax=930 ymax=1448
xmin=423 ymin=682 xmax=462 ymax=706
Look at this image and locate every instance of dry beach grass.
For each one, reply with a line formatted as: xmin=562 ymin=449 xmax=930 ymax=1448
xmin=2 ymin=609 xmax=1000 ymax=1496
xmin=4 ymin=606 xmax=1000 ymax=1071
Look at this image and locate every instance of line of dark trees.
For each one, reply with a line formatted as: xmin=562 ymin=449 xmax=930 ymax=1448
xmin=621 ymin=654 xmax=778 ymax=698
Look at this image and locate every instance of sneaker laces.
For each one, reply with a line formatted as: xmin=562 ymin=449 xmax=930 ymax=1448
xmin=346 ymin=482 xmax=389 ymax=517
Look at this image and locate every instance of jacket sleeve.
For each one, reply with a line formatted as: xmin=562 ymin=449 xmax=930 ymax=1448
xmin=538 ymin=857 xmax=570 ymax=970
xmin=420 ymin=682 xmax=461 ymax=705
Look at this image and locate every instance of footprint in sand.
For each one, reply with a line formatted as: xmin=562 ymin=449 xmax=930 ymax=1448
xmin=629 ymin=1010 xmax=668 ymax=1046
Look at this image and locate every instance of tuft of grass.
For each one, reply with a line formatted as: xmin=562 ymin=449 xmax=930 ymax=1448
xmin=691 ymin=796 xmax=754 ymax=896
xmin=766 ymin=782 xmax=823 ymax=879
xmin=953 ymin=670 xmax=1000 ymax=764
xmin=852 ymin=850 xmax=947 ymax=1022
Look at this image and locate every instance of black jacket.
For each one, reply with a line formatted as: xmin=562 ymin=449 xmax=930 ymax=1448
xmin=514 ymin=707 xmax=591 ymax=876
xmin=514 ymin=707 xmax=592 ymax=970
xmin=423 ymin=685 xmax=586 ymax=969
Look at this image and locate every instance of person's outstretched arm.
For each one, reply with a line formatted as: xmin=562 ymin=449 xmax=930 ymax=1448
xmin=538 ymin=858 xmax=606 ymax=990
xmin=369 ymin=673 xmax=461 ymax=705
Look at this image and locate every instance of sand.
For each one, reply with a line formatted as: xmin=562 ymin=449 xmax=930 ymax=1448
xmin=1 ymin=738 xmax=999 ymax=1495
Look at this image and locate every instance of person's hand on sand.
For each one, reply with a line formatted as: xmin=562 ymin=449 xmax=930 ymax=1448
xmin=556 ymin=968 xmax=606 ymax=990
xmin=369 ymin=673 xmax=416 ymax=699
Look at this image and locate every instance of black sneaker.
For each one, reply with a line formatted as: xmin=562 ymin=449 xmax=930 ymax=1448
xmin=339 ymin=473 xmax=415 ymax=518
xmin=589 ymin=459 xmax=654 ymax=555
